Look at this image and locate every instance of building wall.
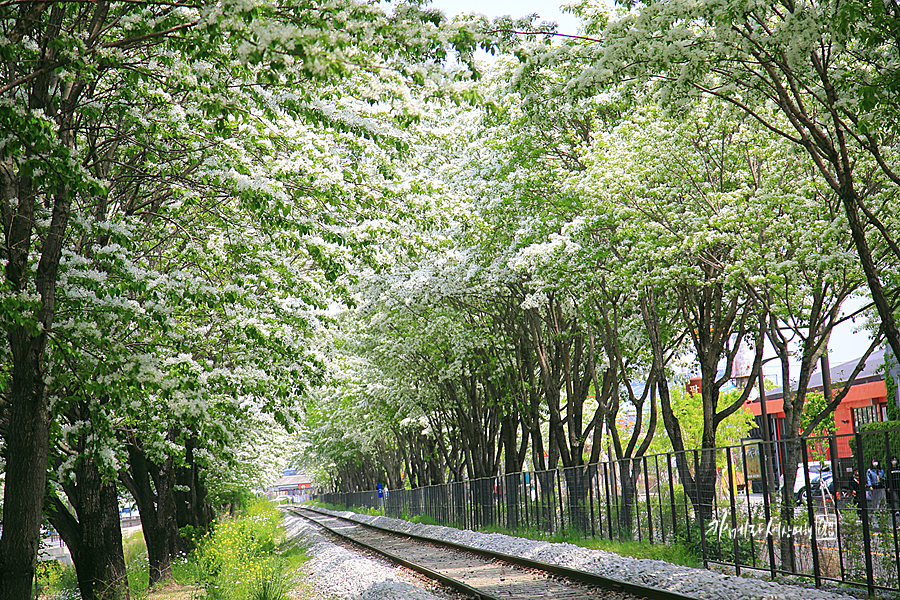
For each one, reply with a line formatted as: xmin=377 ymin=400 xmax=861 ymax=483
xmin=832 ymin=380 xmax=887 ymax=456
xmin=743 ymin=379 xmax=889 ymax=458
xmin=268 ymin=484 xmax=313 ymax=503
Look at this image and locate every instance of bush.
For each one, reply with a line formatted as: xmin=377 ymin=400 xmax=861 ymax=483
xmin=665 ymin=483 xmax=691 ymax=532
xmin=589 ymin=538 xmax=700 ymax=568
xmin=851 ymin=422 xmax=900 ymax=465
xmin=409 ymin=513 xmax=439 ymax=526
xmin=348 ymin=505 xmax=382 ymax=517
xmin=677 ymin=519 xmax=755 ymax=566
xmin=195 ymin=498 xmax=303 ymax=600
xmin=33 ymin=560 xmax=79 ymax=600
xmin=212 ymin=488 xmax=256 ymax=516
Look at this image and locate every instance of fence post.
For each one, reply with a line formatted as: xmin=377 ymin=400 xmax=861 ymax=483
xmin=523 ymin=472 xmax=531 ymax=531
xmin=739 ymin=444 xmax=756 ymax=569
xmin=694 ymin=449 xmax=709 ymax=569
xmin=589 ymin=464 xmax=596 ymax=538
xmin=800 ymin=439 xmax=820 ymax=587
xmin=726 ymin=447 xmax=740 ymax=576
xmin=827 ymin=435 xmax=846 ymax=582
xmin=886 ymin=430 xmax=900 ymax=589
xmin=854 ymin=431 xmax=876 ymax=596
xmin=634 ymin=459 xmax=643 ymax=543
xmin=644 ymin=456 xmax=653 ymax=542
xmin=556 ymin=468 xmax=565 ymax=533
xmin=667 ymin=454 xmax=677 ymax=542
xmin=612 ymin=459 xmax=621 ymax=539
xmin=758 ymin=442 xmax=777 ymax=579
xmin=603 ymin=462 xmax=613 ymax=539
xmin=680 ymin=453 xmax=691 ymax=544
xmin=654 ymin=455 xmax=665 ymax=541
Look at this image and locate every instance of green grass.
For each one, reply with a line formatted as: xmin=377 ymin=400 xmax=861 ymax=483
xmin=582 ymin=538 xmax=700 ymax=567
xmin=407 ymin=513 xmax=440 ymax=525
xmin=302 ymin=500 xmax=346 ymax=512
xmin=476 ymin=523 xmax=699 ymax=567
xmin=34 ymin=560 xmax=80 ymax=600
xmin=122 ymin=528 xmax=200 ymax=599
xmin=302 ymin=499 xmax=383 ymax=517
xmin=39 ymin=498 xmax=310 ymax=600
xmin=303 ymin=500 xmax=440 ymax=526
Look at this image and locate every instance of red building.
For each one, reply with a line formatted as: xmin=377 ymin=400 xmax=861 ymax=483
xmin=743 ymin=349 xmax=890 ymax=457
xmin=266 ymin=472 xmax=314 ymax=503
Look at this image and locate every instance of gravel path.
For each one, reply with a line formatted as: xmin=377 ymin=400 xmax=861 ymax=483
xmin=298 ymin=507 xmax=866 ymax=600
xmin=294 ymin=507 xmax=640 ymax=600
xmin=283 ymin=510 xmax=460 ymax=600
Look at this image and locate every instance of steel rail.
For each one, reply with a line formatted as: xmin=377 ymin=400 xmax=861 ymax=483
xmin=293 ymin=506 xmax=701 ymax=600
xmin=290 ymin=507 xmax=500 ymax=600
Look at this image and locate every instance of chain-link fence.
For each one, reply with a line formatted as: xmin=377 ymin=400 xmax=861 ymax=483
xmin=315 ymin=427 xmax=900 ymax=594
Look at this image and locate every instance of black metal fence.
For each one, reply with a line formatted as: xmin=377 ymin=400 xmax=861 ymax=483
xmin=316 ymin=428 xmax=900 ymax=594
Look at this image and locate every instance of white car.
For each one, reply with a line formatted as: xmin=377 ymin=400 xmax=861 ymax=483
xmin=793 ymin=461 xmax=833 ymax=502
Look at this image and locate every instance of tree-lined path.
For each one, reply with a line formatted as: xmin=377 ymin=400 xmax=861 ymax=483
xmin=1 ymin=0 xmax=897 ymax=598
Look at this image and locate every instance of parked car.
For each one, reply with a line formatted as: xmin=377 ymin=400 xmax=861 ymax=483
xmin=794 ymin=461 xmax=834 ymax=502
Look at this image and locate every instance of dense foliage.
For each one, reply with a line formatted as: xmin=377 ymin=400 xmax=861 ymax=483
xmin=297 ymin=0 xmax=898 ymax=567
xmin=0 ymin=1 xmax=497 ymax=597
xmin=0 ymin=0 xmax=897 ymax=597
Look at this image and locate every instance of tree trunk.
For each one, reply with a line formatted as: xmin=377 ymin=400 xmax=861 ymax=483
xmin=505 ymin=472 xmax=521 ymax=530
xmin=836 ymin=154 xmax=900 ymax=364
xmin=641 ymin=293 xmax=705 ymax=522
xmin=121 ymin=440 xmax=175 ymax=587
xmin=617 ymin=461 xmax=638 ymax=538
xmin=501 ymin=414 xmax=524 ymax=529
xmin=0 ymin=343 xmax=52 ymax=598
xmin=0 ymin=14 xmax=77 ymax=588
xmin=536 ymin=469 xmax=556 ymax=533
xmin=563 ymin=465 xmax=592 ymax=534
xmin=693 ymin=448 xmax=718 ymax=523
xmin=174 ymin=436 xmax=213 ymax=553
xmin=778 ymin=439 xmax=801 ymax=572
xmin=48 ymin=455 xmax=129 ymax=600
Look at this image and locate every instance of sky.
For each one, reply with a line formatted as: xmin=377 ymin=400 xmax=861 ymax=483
xmin=814 ymin=296 xmax=877 ymax=371
xmin=427 ymin=0 xmax=584 ymax=36
xmin=424 ymin=0 xmax=878 ymax=380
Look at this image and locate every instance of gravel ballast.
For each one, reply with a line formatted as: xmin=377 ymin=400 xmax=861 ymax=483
xmin=298 ymin=507 xmax=865 ymax=600
xmin=283 ymin=511 xmax=454 ymax=600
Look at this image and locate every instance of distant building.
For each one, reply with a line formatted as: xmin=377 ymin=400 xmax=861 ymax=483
xmin=743 ymin=348 xmax=892 ymax=457
xmin=266 ymin=472 xmax=313 ymax=503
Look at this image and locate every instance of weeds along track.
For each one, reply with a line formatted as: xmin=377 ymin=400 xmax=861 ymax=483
xmin=288 ymin=506 xmax=699 ymax=600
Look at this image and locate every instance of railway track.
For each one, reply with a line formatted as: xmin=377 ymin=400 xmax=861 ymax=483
xmin=288 ymin=506 xmax=699 ymax=600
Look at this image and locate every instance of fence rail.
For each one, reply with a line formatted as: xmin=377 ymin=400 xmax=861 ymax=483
xmin=316 ymin=428 xmax=900 ymax=594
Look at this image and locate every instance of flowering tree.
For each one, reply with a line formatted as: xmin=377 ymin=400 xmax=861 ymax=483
xmin=486 ymin=64 xmax=766 ymax=526
xmin=525 ymin=0 xmax=900 ymax=368
xmin=499 ymin=0 xmax=899 ymax=545
xmin=550 ymin=101 xmax=766 ymax=520
xmin=739 ymin=132 xmax=881 ymax=567
xmin=0 ymin=0 xmax=495 ymax=596
xmin=298 ymin=9 xmax=898 ymax=549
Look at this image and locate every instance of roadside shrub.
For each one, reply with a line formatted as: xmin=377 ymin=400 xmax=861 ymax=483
xmin=677 ymin=519 xmax=754 ymax=566
xmin=34 ymin=560 xmax=79 ymax=600
xmin=851 ymin=422 xmax=900 ymax=465
xmin=196 ymin=498 xmax=301 ymax=600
